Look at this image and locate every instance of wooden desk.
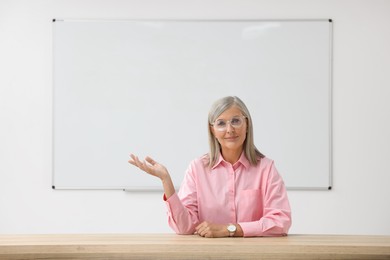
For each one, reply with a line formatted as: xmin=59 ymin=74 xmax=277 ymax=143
xmin=0 ymin=234 xmax=389 ymax=259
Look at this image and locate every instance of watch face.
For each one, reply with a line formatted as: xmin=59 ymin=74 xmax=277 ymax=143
xmin=228 ymin=225 xmax=236 ymax=232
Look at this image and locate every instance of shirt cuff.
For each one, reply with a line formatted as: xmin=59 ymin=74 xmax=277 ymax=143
xmin=238 ymin=221 xmax=260 ymax=237
xmin=163 ymin=192 xmax=182 ymax=211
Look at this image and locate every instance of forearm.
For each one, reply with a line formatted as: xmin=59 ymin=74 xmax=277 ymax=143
xmin=238 ymin=211 xmax=291 ymax=237
xmin=194 ymin=222 xmax=244 ymax=238
xmin=161 ymin=174 xmax=175 ymax=199
xmin=165 ymin=193 xmax=199 ymax=234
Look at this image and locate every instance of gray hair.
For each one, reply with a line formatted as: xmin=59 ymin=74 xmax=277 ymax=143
xmin=207 ymin=96 xmax=264 ymax=167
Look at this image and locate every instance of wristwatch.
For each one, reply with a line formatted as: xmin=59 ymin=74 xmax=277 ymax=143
xmin=227 ymin=224 xmax=237 ymax=237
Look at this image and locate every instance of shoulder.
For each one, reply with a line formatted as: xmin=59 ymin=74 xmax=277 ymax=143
xmin=186 ymin=154 xmax=210 ymax=175
xmin=257 ymin=157 xmax=284 ymax=182
xmin=190 ymin=153 xmax=210 ymax=168
xmin=255 ymin=156 xmax=277 ymax=173
xmin=258 ymin=156 xmax=274 ymax=166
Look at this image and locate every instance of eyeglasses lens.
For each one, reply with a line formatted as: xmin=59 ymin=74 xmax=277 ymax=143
xmin=214 ymin=117 xmax=244 ymax=131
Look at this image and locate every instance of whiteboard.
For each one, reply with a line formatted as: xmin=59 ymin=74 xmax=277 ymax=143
xmin=52 ymin=19 xmax=332 ymax=190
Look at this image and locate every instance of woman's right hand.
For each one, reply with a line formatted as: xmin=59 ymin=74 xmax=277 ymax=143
xmin=128 ymin=154 xmax=169 ymax=181
xmin=128 ymin=154 xmax=175 ymax=198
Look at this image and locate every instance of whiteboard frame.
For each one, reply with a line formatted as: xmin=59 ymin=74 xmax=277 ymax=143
xmin=52 ymin=19 xmax=333 ymax=191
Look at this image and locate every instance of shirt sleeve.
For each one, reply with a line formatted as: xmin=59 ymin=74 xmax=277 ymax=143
xmin=164 ymin=162 xmax=200 ymax=235
xmin=238 ymin=161 xmax=292 ymax=237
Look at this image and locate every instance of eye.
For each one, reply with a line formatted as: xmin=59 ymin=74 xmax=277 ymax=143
xmin=231 ymin=117 xmax=242 ymax=126
xmin=215 ymin=119 xmax=226 ymax=127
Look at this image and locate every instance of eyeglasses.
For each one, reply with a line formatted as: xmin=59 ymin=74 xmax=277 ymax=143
xmin=211 ymin=116 xmax=246 ymax=132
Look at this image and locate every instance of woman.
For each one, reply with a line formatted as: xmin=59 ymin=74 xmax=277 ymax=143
xmin=129 ymin=96 xmax=291 ymax=237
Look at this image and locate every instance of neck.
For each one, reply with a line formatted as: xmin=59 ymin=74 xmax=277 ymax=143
xmin=221 ymin=148 xmax=243 ymax=164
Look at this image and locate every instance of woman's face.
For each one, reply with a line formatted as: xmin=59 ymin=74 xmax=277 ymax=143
xmin=211 ymin=106 xmax=247 ymax=154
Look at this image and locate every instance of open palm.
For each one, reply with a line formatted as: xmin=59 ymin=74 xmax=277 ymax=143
xmin=128 ymin=154 xmax=169 ymax=181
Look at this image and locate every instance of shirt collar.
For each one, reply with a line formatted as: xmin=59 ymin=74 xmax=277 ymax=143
xmin=211 ymin=152 xmax=251 ymax=170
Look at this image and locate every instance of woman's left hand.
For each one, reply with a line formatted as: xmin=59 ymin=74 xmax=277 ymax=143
xmin=195 ymin=221 xmax=229 ymax=238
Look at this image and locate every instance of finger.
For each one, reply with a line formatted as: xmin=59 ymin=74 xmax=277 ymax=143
xmin=197 ymin=227 xmax=204 ymax=237
xmin=129 ymin=154 xmax=139 ymax=163
xmin=128 ymin=155 xmax=139 ymax=167
xmin=128 ymin=160 xmax=137 ymax=167
xmin=197 ymin=221 xmax=208 ymax=228
xmin=196 ymin=223 xmax=209 ymax=237
xmin=199 ymin=227 xmax=209 ymax=237
xmin=137 ymin=158 xmax=156 ymax=175
xmin=195 ymin=222 xmax=205 ymax=232
xmin=130 ymin=155 xmax=149 ymax=171
xmin=145 ymin=156 xmax=156 ymax=166
xmin=131 ymin=155 xmax=142 ymax=167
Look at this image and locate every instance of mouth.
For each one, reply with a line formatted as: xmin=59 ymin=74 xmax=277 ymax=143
xmin=224 ymin=136 xmax=239 ymax=141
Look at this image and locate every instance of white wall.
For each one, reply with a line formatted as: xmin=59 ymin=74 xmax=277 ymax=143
xmin=0 ymin=0 xmax=389 ymax=235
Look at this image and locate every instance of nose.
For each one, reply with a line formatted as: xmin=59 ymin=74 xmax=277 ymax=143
xmin=226 ymin=123 xmax=235 ymax=133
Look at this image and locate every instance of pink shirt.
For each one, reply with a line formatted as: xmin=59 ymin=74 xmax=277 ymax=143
xmin=164 ymin=153 xmax=292 ymax=237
